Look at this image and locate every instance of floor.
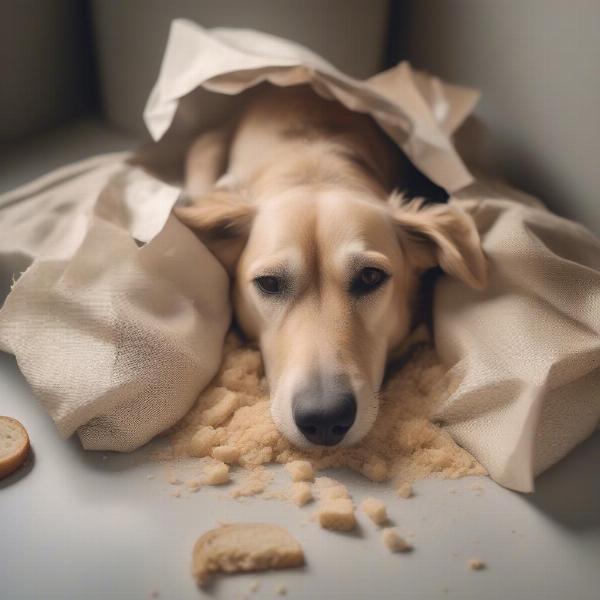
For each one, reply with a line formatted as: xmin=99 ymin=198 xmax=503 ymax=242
xmin=1 ymin=120 xmax=599 ymax=600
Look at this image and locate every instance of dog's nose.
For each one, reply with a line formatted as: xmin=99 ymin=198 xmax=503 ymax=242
xmin=293 ymin=391 xmax=357 ymax=446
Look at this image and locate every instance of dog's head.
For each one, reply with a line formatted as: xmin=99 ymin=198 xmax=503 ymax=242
xmin=177 ymin=182 xmax=485 ymax=448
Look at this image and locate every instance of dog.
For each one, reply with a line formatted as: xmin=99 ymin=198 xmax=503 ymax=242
xmin=176 ymin=84 xmax=486 ymax=449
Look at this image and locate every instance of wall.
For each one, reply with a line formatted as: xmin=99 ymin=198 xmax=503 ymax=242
xmin=91 ymin=0 xmax=391 ymax=136
xmin=0 ymin=0 xmax=96 ymax=145
xmin=394 ymin=0 xmax=600 ymax=233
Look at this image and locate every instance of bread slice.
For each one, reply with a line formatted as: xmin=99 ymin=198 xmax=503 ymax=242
xmin=192 ymin=523 xmax=305 ymax=585
xmin=0 ymin=416 xmax=30 ymax=479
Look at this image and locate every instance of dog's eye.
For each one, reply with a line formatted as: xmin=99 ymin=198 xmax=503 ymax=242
xmin=350 ymin=267 xmax=389 ymax=296
xmin=254 ymin=276 xmax=283 ymax=295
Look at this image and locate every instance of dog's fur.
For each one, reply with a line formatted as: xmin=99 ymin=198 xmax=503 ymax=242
xmin=176 ymin=85 xmax=486 ymax=448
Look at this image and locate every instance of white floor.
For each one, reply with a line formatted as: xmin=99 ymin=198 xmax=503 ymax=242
xmin=1 ymin=120 xmax=599 ymax=600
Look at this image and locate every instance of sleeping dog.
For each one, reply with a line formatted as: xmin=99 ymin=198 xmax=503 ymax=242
xmin=176 ymin=84 xmax=486 ymax=449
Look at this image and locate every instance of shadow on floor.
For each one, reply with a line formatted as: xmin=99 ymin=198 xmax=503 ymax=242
xmin=525 ymin=431 xmax=600 ymax=531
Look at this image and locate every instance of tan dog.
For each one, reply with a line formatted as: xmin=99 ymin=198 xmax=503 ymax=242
xmin=176 ymin=85 xmax=486 ymax=448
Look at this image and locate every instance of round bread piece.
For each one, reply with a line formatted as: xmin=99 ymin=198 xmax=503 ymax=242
xmin=192 ymin=523 xmax=305 ymax=585
xmin=0 ymin=416 xmax=30 ymax=479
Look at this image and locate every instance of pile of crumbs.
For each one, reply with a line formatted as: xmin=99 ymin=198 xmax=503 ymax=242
xmin=157 ymin=332 xmax=485 ymax=494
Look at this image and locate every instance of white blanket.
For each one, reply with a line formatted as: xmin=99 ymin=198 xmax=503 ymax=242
xmin=1 ymin=21 xmax=598 ymax=490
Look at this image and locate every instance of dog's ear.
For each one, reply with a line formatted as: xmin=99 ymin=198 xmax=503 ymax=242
xmin=175 ymin=188 xmax=255 ymax=274
xmin=390 ymin=196 xmax=487 ymax=289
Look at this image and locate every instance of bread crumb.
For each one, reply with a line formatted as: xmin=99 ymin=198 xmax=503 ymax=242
xmin=397 ymin=483 xmax=412 ymax=498
xmin=146 ymin=474 xmax=155 ymax=480
xmin=468 ymin=558 xmax=486 ymax=570
xmin=382 ymin=528 xmax=412 ymax=553
xmin=318 ymin=498 xmax=356 ymax=531
xmin=361 ymin=497 xmax=388 ymax=525
xmin=275 ymin=584 xmax=287 ymax=595
xmin=170 ymin=490 xmax=181 ymax=498
xmin=249 ymin=580 xmax=261 ymax=593
xmin=285 ymin=460 xmax=314 ymax=482
xmin=190 ymin=426 xmax=219 ymax=457
xmin=261 ymin=489 xmax=288 ymax=501
xmin=211 ymin=445 xmax=241 ymax=464
xmin=361 ymin=457 xmax=388 ymax=482
xmin=319 ymin=484 xmax=350 ymax=501
xmin=200 ymin=391 xmax=238 ymax=426
xmin=230 ymin=466 xmax=272 ymax=498
xmin=289 ymin=482 xmax=313 ymax=506
xmin=185 ymin=479 xmax=202 ymax=492
xmin=203 ymin=462 xmax=230 ymax=485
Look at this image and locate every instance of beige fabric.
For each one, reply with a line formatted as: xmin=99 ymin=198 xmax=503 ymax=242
xmin=144 ymin=19 xmax=478 ymax=193
xmin=0 ymin=157 xmax=230 ymax=451
xmin=434 ymin=180 xmax=600 ymax=492
xmin=0 ymin=24 xmax=598 ymax=489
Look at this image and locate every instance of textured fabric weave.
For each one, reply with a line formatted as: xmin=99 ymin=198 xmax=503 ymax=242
xmin=0 ymin=158 xmax=230 ymax=451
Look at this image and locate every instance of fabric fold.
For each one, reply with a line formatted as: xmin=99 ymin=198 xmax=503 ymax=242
xmin=434 ymin=188 xmax=600 ymax=491
xmin=0 ymin=159 xmax=231 ymax=451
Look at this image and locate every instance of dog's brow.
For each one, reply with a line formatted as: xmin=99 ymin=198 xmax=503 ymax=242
xmin=247 ymin=250 xmax=303 ymax=280
xmin=345 ymin=250 xmax=393 ymax=274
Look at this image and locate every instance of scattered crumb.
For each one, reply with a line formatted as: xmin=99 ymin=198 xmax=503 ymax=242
xmin=230 ymin=466 xmax=273 ymax=498
xmin=289 ymin=482 xmax=313 ymax=506
xmin=361 ymin=457 xmax=388 ymax=482
xmin=190 ymin=426 xmax=219 ymax=457
xmin=361 ymin=497 xmax=388 ymax=526
xmin=382 ymin=528 xmax=412 ymax=553
xmin=185 ymin=479 xmax=202 ymax=492
xmin=262 ymin=489 xmax=289 ymax=501
xmin=212 ymin=445 xmax=241 ymax=464
xmin=470 ymin=483 xmax=483 ymax=492
xmin=275 ymin=584 xmax=287 ymax=595
xmin=101 ymin=455 xmax=108 ymax=461
xmin=468 ymin=558 xmax=486 ymax=571
xmin=285 ymin=460 xmax=314 ymax=482
xmin=146 ymin=474 xmax=155 ymax=480
xmin=318 ymin=498 xmax=356 ymax=531
xmin=170 ymin=490 xmax=181 ymax=498
xmin=203 ymin=462 xmax=230 ymax=485
xmin=397 ymin=483 xmax=412 ymax=498
xmin=319 ymin=484 xmax=350 ymax=501
xmin=199 ymin=391 xmax=238 ymax=426
xmin=249 ymin=580 xmax=261 ymax=593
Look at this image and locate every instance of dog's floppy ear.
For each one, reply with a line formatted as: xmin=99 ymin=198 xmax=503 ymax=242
xmin=390 ymin=196 xmax=487 ymax=289
xmin=175 ymin=188 xmax=255 ymax=273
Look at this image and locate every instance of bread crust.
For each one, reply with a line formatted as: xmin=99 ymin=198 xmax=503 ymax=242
xmin=192 ymin=523 xmax=305 ymax=585
xmin=0 ymin=416 xmax=30 ymax=479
